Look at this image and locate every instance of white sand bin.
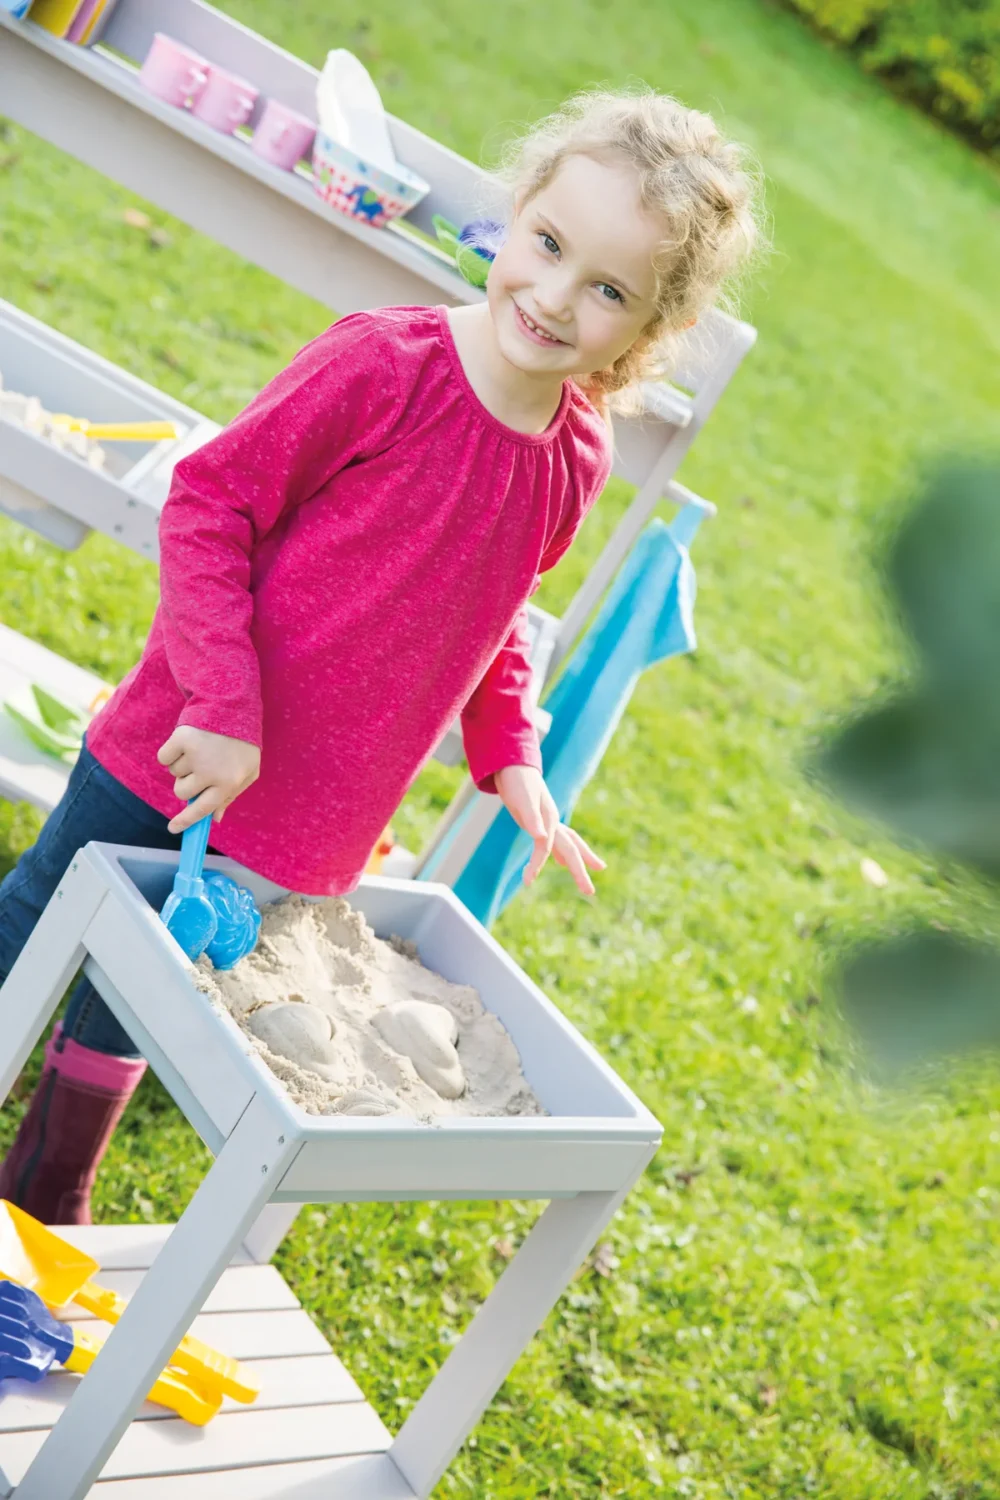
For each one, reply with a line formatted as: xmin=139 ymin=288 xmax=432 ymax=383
xmin=194 ymin=896 xmax=545 ymax=1122
xmin=0 ymin=374 xmax=108 ymax=469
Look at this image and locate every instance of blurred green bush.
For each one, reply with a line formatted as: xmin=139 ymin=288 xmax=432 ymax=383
xmin=815 ymin=462 xmax=1000 ymax=1075
xmin=782 ymin=0 xmax=1000 ymax=152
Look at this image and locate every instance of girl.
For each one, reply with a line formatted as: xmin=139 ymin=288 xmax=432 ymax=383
xmin=0 ymin=88 xmax=761 ymax=1223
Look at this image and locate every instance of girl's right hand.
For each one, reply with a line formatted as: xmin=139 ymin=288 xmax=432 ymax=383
xmin=157 ymin=726 xmax=261 ymax=833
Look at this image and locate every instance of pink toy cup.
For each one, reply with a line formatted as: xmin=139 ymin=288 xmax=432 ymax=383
xmin=251 ymin=99 xmax=317 ymax=171
xmin=138 ymin=33 xmax=209 ymax=110
xmin=190 ymin=66 xmax=259 ymax=135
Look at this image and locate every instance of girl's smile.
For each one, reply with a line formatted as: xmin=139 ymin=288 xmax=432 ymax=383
xmin=513 ymin=302 xmax=571 ymax=347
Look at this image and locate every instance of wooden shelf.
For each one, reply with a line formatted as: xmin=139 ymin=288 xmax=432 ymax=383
xmin=0 ymin=298 xmax=219 ymax=559
xmin=0 ymin=1225 xmax=414 ymax=1500
xmin=0 ymin=622 xmax=107 ymax=813
xmin=0 ymin=4 xmax=483 ymax=316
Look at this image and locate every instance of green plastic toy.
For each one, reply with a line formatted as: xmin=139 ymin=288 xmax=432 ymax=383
xmin=3 ymin=684 xmax=90 ymax=762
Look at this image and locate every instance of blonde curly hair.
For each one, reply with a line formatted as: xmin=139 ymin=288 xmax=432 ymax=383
xmin=495 ymin=88 xmax=766 ymax=405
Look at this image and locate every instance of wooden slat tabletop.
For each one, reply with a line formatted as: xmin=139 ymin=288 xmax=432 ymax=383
xmin=1 ymin=1402 xmax=392 ymax=1486
xmin=0 ymin=1226 xmax=394 ymax=1497
xmin=93 ymin=1451 xmax=416 ymax=1498
xmin=60 ymin=1265 xmax=299 ymax=1319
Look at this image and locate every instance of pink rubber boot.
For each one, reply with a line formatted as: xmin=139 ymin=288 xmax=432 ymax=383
xmin=0 ymin=1025 xmax=147 ymax=1225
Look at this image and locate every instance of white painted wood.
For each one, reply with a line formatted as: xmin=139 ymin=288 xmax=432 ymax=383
xmin=0 ymin=473 xmax=90 ymax=551
xmin=241 ymin=1202 xmax=301 ymax=1265
xmin=89 ymin=845 xmax=657 ymax=1127
xmin=391 ymin=1188 xmax=626 ymax=1496
xmin=0 ymin=19 xmax=475 ymax=316
xmin=0 ymin=623 xmax=108 ymax=813
xmin=72 ymin=849 xmax=661 ymax=1193
xmin=218 ymin=1353 xmax=363 ymax=1409
xmin=549 ymin=475 xmax=711 ymax=678
xmin=97 ymin=0 xmax=488 ymax=242
xmin=0 ymin=297 xmax=217 ymax=559
xmin=637 ymin=381 xmax=693 ymax=428
xmin=0 ymin=850 xmax=107 ymax=1104
xmin=82 ymin=957 xmax=244 ymax=1159
xmin=13 ymin=1092 xmax=297 ymax=1500
xmin=351 ymin=881 xmax=655 ymax=1125
xmin=277 ymin=1134 xmax=654 ymax=1198
xmin=73 ymin=1309 xmax=331 ymax=1362
xmin=410 ymin=778 xmax=479 ymax=881
xmin=551 ymin=312 xmax=756 ymax=675
xmin=551 ymin=321 xmax=755 ymax=675
xmin=412 ymin=780 xmax=502 ymax=886
xmin=57 ymin=1225 xmax=254 ymax=1272
xmin=60 ymin=1264 xmax=298 ymax=1319
xmin=0 ymin=1353 xmax=363 ymax=1432
xmin=92 ymin=1451 xmax=416 ymax=1499
xmin=82 ymin=892 xmax=259 ymax=1146
xmin=3 ymin=1401 xmax=391 ymax=1486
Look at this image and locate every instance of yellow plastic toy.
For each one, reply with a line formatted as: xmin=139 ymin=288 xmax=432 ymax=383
xmin=0 ymin=1201 xmax=258 ymax=1408
xmin=49 ymin=417 xmax=180 ymax=442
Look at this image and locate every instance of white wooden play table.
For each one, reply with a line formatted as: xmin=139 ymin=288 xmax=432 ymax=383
xmin=0 ymin=843 xmax=662 ymax=1497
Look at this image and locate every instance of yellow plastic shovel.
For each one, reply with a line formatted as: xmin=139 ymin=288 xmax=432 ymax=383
xmin=49 ymin=416 xmax=180 ymax=442
xmin=0 ymin=1201 xmax=258 ymax=1406
xmin=48 ymin=1320 xmax=221 ymax=1426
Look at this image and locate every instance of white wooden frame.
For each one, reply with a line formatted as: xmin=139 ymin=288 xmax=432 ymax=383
xmin=0 ymin=844 xmax=660 ymax=1496
xmin=0 ymin=297 xmax=220 ymax=559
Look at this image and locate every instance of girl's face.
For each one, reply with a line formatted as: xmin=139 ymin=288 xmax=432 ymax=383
xmin=487 ymin=153 xmax=664 ymax=384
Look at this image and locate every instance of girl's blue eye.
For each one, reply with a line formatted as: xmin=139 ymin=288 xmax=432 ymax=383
xmin=596 ymin=282 xmax=624 ymax=303
xmin=539 ymin=232 xmax=559 ymax=255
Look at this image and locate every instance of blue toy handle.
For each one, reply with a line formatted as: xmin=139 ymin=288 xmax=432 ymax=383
xmin=179 ymin=812 xmax=212 ymax=880
xmin=170 ymin=807 xmax=212 ymax=899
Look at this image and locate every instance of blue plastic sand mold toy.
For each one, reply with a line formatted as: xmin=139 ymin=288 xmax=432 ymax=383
xmin=160 ymin=811 xmax=261 ymax=969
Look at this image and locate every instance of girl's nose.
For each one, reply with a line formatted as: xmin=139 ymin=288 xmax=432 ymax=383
xmin=534 ymin=272 xmax=574 ymax=322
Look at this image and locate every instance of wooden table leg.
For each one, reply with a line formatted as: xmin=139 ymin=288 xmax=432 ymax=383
xmin=390 ymin=1187 xmax=628 ymax=1498
xmin=0 ymin=851 xmax=107 ymax=1107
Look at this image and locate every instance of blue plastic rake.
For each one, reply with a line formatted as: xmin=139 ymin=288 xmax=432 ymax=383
xmin=160 ymin=811 xmax=261 ymax=970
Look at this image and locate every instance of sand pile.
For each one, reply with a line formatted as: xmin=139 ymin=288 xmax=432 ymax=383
xmin=0 ymin=375 xmax=108 ymax=468
xmin=195 ymin=897 xmax=544 ymax=1121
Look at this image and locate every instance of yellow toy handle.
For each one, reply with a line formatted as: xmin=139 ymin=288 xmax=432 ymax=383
xmin=63 ymin=1325 xmax=221 ymax=1426
xmin=49 ymin=416 xmax=180 ymax=442
xmin=75 ymin=1279 xmax=258 ymax=1405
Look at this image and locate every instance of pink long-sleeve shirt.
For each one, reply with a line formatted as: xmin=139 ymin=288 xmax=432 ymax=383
xmin=88 ymin=305 xmax=611 ymax=894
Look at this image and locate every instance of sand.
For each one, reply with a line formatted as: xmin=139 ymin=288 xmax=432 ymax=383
xmin=0 ymin=375 xmax=108 ymax=469
xmin=194 ymin=896 xmax=544 ymax=1121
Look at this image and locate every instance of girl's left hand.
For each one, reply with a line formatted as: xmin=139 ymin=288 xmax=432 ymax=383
xmin=495 ymin=764 xmax=606 ymax=896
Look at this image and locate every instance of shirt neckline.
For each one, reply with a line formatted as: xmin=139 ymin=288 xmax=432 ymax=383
xmin=435 ymin=305 xmax=573 ymax=446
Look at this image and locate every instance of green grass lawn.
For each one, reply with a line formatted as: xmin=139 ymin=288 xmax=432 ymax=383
xmin=3 ymin=0 xmax=1000 ymax=1493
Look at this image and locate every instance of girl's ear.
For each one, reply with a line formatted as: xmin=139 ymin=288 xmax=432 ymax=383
xmin=683 ymin=317 xmax=697 ymax=330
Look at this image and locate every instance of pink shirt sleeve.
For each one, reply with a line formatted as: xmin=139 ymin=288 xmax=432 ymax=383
xmin=157 ymin=317 xmax=401 ymax=747
xmin=460 ymin=607 xmax=542 ymax=793
xmin=460 ymin=507 xmax=595 ymax=793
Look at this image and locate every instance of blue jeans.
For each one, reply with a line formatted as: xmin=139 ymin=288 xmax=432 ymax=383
xmin=0 ymin=742 xmax=187 ymax=1058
